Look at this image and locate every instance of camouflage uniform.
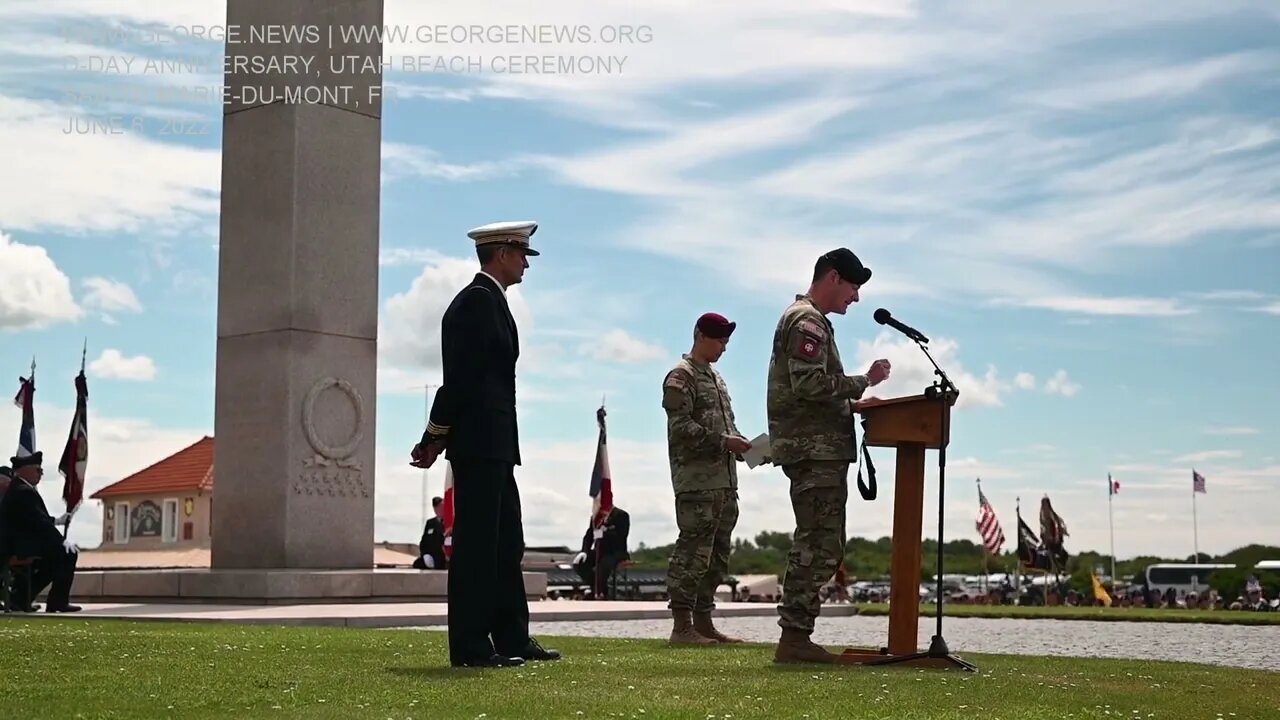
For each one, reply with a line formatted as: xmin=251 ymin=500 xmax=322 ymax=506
xmin=766 ymin=294 xmax=869 ymax=634
xmin=662 ymin=354 xmax=741 ymax=616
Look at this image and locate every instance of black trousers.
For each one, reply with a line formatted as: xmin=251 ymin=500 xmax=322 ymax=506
xmin=575 ymin=552 xmax=626 ymax=596
xmin=30 ymin=547 xmax=79 ymax=608
xmin=447 ymin=460 xmax=530 ymax=664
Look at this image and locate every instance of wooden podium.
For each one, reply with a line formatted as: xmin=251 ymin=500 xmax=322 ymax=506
xmin=834 ymin=391 xmax=976 ymax=670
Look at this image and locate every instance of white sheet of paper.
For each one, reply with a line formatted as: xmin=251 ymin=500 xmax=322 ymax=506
xmin=742 ymin=432 xmax=772 ymax=469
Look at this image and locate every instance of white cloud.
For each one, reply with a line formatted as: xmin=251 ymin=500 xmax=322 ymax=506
xmin=578 ymin=329 xmax=666 ymax=365
xmin=999 ymin=295 xmax=1196 ymax=317
xmin=379 ymin=247 xmax=447 ymax=267
xmin=0 ymin=230 xmax=82 ymax=330
xmin=81 ymin=277 xmax=142 ymax=315
xmin=1174 ymin=449 xmax=1243 ymax=464
xmin=1027 ymin=50 xmax=1280 ymax=110
xmin=1202 ymin=425 xmax=1260 ymax=436
xmin=378 ymin=254 xmax=533 ymax=378
xmin=0 ymin=94 xmax=220 ymax=235
xmin=1187 ymin=289 xmax=1271 ymax=302
xmin=381 ymin=142 xmax=522 ymax=184
xmin=851 ymin=331 xmax=1008 ymax=409
xmin=1014 ymin=372 xmax=1036 ymax=390
xmin=540 ymin=96 xmax=861 ymax=199
xmin=0 ymin=0 xmax=223 ymax=26
xmin=89 ymin=349 xmax=157 ymax=381
xmin=1042 ymin=370 xmax=1081 ymax=397
xmin=1253 ymin=301 xmax=1280 ymax=316
xmin=532 ymin=67 xmax=1279 ymax=309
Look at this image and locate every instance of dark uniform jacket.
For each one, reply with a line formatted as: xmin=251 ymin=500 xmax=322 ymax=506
xmin=579 ymin=507 xmax=631 ymax=562
xmin=421 ymin=272 xmax=521 ymax=465
xmin=418 ymin=516 xmax=447 ymax=568
xmin=0 ymin=480 xmax=63 ymax=559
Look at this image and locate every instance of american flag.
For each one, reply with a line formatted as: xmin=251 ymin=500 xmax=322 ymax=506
xmin=589 ymin=405 xmax=613 ymax=536
xmin=1192 ymin=469 xmax=1206 ymax=494
xmin=976 ymin=482 xmax=1005 ymax=555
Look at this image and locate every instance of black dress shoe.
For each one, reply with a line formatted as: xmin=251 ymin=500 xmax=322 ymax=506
xmin=510 ymin=638 xmax=561 ymax=661
xmin=452 ymin=654 xmax=525 ymax=668
xmin=46 ymin=603 xmax=82 ymax=613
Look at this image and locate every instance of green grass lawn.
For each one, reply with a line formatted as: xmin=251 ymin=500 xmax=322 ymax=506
xmin=3 ymin=619 xmax=1277 ymax=719
xmin=853 ymin=603 xmax=1280 ymax=625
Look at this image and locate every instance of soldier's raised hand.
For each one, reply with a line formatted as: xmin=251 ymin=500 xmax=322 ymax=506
xmin=866 ymin=358 xmax=891 ymax=386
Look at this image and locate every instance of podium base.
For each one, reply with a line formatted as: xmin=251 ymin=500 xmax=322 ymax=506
xmin=835 ymin=636 xmax=978 ymax=672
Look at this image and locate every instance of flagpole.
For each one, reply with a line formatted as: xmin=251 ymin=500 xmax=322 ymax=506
xmin=1192 ymin=469 xmax=1200 ymax=563
xmin=417 ymin=383 xmax=437 ymax=531
xmin=594 ymin=398 xmax=606 ymax=598
xmin=1107 ymin=473 xmax=1115 ymax=584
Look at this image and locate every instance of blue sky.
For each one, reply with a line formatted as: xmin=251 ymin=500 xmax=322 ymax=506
xmin=0 ymin=0 xmax=1276 ymax=563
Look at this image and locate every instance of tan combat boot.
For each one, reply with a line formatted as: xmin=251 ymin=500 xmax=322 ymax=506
xmin=772 ymin=627 xmax=837 ymax=664
xmin=693 ymin=610 xmax=743 ymax=643
xmin=668 ymin=609 xmax=717 ymax=645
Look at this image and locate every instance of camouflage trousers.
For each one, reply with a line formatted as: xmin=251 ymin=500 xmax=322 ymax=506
xmin=666 ymin=488 xmax=739 ymax=612
xmin=777 ymin=460 xmax=848 ymax=632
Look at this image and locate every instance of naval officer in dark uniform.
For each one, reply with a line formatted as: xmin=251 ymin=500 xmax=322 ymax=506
xmin=411 ymin=220 xmax=561 ymax=668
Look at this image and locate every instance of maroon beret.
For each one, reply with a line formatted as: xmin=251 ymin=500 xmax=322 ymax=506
xmin=696 ymin=312 xmax=736 ymax=339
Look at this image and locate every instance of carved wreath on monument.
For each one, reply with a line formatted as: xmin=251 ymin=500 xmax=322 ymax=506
xmin=297 ymin=377 xmax=368 ymax=499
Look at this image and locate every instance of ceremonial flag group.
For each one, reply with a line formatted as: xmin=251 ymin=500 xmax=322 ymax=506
xmin=11 ymin=350 xmax=90 ymax=537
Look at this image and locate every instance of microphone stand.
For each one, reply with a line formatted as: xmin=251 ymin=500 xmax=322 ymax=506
xmin=870 ymin=334 xmax=976 ymax=672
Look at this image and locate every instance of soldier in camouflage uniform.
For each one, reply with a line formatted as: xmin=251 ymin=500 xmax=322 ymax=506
xmin=662 ymin=312 xmax=753 ymax=645
xmin=766 ymin=249 xmax=891 ymax=664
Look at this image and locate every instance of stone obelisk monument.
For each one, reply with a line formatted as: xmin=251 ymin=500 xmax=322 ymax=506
xmin=211 ymin=0 xmax=384 ymax=569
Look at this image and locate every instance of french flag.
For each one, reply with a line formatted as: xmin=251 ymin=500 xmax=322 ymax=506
xmin=13 ymin=374 xmax=35 ymax=459
xmin=589 ymin=405 xmax=612 ymax=537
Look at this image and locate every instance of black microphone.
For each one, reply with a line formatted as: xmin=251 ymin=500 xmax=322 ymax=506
xmin=873 ymin=308 xmax=929 ymax=344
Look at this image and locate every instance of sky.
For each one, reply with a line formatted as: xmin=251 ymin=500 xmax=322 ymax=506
xmin=0 ymin=0 xmax=1277 ymax=566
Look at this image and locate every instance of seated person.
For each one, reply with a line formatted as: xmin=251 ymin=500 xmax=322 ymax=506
xmin=0 ymin=465 xmax=18 ymax=610
xmin=572 ymin=506 xmax=630 ymax=595
xmin=1244 ymin=578 xmax=1270 ymax=611
xmin=0 ymin=452 xmax=80 ymax=612
xmin=412 ymin=496 xmax=447 ymax=570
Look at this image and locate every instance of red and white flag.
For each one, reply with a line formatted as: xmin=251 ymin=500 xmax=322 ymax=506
xmin=58 ymin=369 xmax=88 ymax=515
xmin=440 ymin=461 xmax=455 ymax=560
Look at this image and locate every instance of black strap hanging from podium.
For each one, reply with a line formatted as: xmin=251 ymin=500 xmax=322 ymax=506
xmin=853 ymin=408 xmax=876 ymax=501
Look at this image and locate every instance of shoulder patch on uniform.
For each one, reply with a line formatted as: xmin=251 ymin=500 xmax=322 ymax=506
xmin=794 ymin=334 xmax=821 ymax=360
xmin=664 ymin=370 xmax=688 ymax=390
xmin=798 ymin=318 xmax=826 ymax=340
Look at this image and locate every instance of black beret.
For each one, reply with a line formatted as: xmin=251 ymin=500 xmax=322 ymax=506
xmin=9 ymin=451 xmax=42 ymax=468
xmin=822 ymin=248 xmax=872 ymax=285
